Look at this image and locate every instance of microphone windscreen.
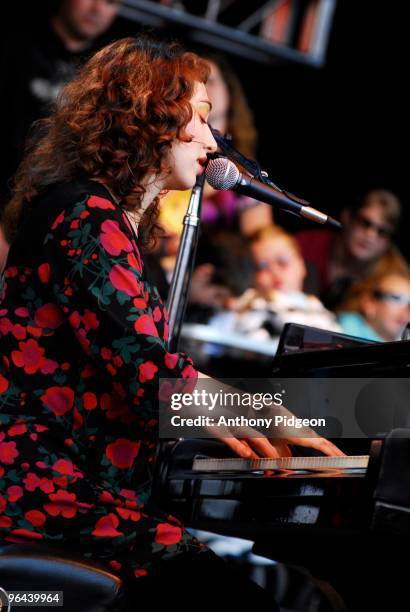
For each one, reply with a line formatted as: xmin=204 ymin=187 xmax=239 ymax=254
xmin=205 ymin=157 xmax=239 ymax=190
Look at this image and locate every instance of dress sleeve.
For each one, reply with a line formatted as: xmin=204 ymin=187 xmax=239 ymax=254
xmin=42 ymin=193 xmax=197 ymax=406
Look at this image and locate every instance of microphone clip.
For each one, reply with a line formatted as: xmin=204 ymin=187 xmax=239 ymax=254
xmin=209 ymin=125 xmax=282 ymax=191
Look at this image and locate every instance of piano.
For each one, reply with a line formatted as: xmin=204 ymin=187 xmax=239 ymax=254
xmin=154 ymin=326 xmax=410 ymax=610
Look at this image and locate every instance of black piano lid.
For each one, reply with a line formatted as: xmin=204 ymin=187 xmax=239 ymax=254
xmin=272 ymin=335 xmax=410 ymax=377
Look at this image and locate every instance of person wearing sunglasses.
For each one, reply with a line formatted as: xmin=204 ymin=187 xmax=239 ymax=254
xmin=337 ymin=271 xmax=410 ymax=341
xmin=296 ymin=189 xmax=408 ymax=309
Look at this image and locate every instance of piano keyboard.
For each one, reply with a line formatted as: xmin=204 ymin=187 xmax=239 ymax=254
xmin=192 ymin=455 xmax=370 ymax=473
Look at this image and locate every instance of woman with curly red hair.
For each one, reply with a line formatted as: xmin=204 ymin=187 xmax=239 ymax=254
xmin=0 ymin=36 xmax=339 ymax=607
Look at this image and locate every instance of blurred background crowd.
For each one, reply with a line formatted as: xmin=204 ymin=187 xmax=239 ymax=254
xmin=1 ymin=0 xmax=409 ymax=377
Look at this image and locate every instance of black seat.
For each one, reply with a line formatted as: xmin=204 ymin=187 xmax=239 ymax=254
xmin=0 ymin=544 xmax=127 ymax=611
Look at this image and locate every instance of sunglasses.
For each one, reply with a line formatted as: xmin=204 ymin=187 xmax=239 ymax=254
xmin=354 ymin=214 xmax=394 ymax=239
xmin=373 ymin=290 xmax=410 ymax=306
xmin=253 ymin=255 xmax=294 ymax=272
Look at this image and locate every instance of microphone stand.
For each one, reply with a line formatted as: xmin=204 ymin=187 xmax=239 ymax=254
xmin=166 ymin=172 xmax=205 ymax=352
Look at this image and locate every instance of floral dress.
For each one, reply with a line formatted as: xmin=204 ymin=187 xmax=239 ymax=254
xmin=0 ymin=178 xmax=202 ymax=583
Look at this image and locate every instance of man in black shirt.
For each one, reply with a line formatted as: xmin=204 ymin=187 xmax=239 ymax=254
xmin=0 ymin=0 xmax=121 ymax=268
xmin=1 ymin=0 xmax=121 ymax=207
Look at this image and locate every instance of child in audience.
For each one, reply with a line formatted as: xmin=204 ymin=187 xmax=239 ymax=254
xmin=337 ymin=271 xmax=410 ymax=341
xmin=209 ymin=226 xmax=341 ymax=342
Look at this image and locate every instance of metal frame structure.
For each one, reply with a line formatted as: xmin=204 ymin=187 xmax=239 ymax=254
xmin=120 ymin=0 xmax=337 ymax=67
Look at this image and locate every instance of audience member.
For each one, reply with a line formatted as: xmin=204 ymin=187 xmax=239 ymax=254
xmin=296 ymin=190 xmax=408 ymax=309
xmin=1 ymin=0 xmax=121 ymax=206
xmin=207 ymin=226 xmax=340 ymax=345
xmin=337 ymin=271 xmax=410 ymax=342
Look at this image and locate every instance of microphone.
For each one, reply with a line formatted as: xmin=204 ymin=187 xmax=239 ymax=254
xmin=205 ymin=157 xmax=342 ymax=229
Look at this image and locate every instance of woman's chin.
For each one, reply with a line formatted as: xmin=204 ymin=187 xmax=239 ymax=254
xmin=172 ymin=176 xmax=198 ymax=192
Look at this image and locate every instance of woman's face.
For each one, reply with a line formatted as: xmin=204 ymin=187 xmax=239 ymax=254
xmin=164 ymin=82 xmax=217 ymax=191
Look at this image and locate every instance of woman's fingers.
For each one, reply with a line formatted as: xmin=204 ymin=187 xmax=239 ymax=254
xmin=217 ymin=435 xmax=283 ymax=459
xmin=245 ymin=437 xmax=281 ymax=458
xmin=218 ymin=436 xmax=259 ymax=459
xmin=287 ymin=436 xmax=345 ymax=457
xmin=270 ymin=439 xmax=293 ymax=457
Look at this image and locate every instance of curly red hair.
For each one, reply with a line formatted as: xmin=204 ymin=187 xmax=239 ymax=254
xmin=3 ymin=36 xmax=210 ymax=246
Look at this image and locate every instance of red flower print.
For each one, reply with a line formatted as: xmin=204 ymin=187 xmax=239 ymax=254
xmin=100 ymin=220 xmax=133 ymax=256
xmin=105 ymin=438 xmax=140 ymax=469
xmin=164 ymin=353 xmax=179 ymax=369
xmin=52 ymin=459 xmax=75 ymax=476
xmin=138 ymin=361 xmax=158 ymax=383
xmin=27 ymin=326 xmax=42 ymax=338
xmin=158 ymin=380 xmax=179 ymax=403
xmin=134 ymin=314 xmax=159 ymax=337
xmin=38 ymin=263 xmax=51 ymax=283
xmin=41 ymin=359 xmax=59 ymax=375
xmin=44 ymin=489 xmax=77 ymax=518
xmin=116 ymin=507 xmax=141 ymax=521
xmin=109 ymin=265 xmax=142 ymax=296
xmin=133 ymin=297 xmax=147 ymax=309
xmin=0 ymin=374 xmax=9 ymax=393
xmin=7 ymin=485 xmax=23 ymax=502
xmin=0 ymin=441 xmax=19 ymax=465
xmin=181 ymin=364 xmax=198 ymax=380
xmin=8 ymin=423 xmax=27 ymax=436
xmin=0 ymin=516 xmax=12 ymax=528
xmin=40 ymin=386 xmax=75 ymax=416
xmin=134 ymin=569 xmax=148 ymax=578
xmin=8 ymin=529 xmax=43 ymax=541
xmin=127 ymin=252 xmax=142 ymax=273
xmin=0 ymin=317 xmax=13 ymax=335
xmin=83 ymin=310 xmax=99 ymax=330
xmin=109 ymin=560 xmax=122 ymax=573
xmin=98 ymin=490 xmax=115 ymax=504
xmin=69 ymin=311 xmax=81 ymax=329
xmin=51 ymin=211 xmax=65 ymax=230
xmin=87 ymin=195 xmax=115 ymax=210
xmin=11 ymin=339 xmax=45 ymax=374
xmin=11 ymin=324 xmax=26 ymax=340
xmin=91 ymin=513 xmax=124 ymax=537
xmin=101 ymin=347 xmax=112 ymax=360
xmin=100 ymin=393 xmax=129 ymax=421
xmin=73 ymin=407 xmax=83 ymax=430
xmin=15 ymin=307 xmax=29 ymax=317
xmin=119 ymin=489 xmax=137 ymax=502
xmin=83 ymin=392 xmax=97 ymax=411
xmin=154 ymin=522 xmax=183 ymax=546
xmin=25 ymin=510 xmax=46 ymax=527
xmin=81 ymin=363 xmax=96 ymax=378
xmin=39 ymin=478 xmax=55 ymax=494
xmin=5 ymin=267 xmax=18 ymax=278
xmin=152 ymin=306 xmax=162 ymax=322
xmin=35 ymin=424 xmax=48 ymax=433
xmin=0 ymin=494 xmax=6 ymax=513
xmin=23 ymin=472 xmax=40 ymax=492
xmin=34 ymin=304 xmax=64 ymax=329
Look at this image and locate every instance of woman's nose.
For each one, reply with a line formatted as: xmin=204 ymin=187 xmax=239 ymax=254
xmin=205 ymin=125 xmax=217 ymax=153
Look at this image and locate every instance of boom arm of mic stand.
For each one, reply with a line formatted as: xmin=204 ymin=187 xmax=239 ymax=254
xmin=166 ymin=173 xmax=205 ymax=353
